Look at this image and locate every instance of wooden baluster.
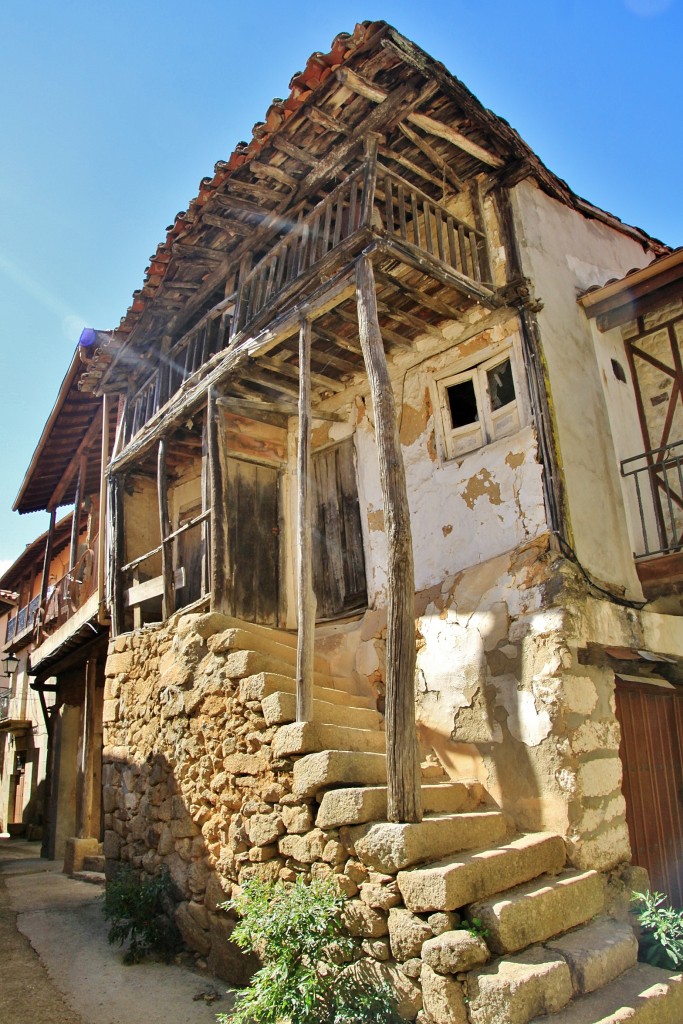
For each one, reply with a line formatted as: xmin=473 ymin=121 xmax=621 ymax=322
xmin=435 ymin=208 xmax=445 ymax=262
xmin=397 ymin=183 xmax=407 ymax=241
xmin=321 ymin=199 xmax=333 ymax=256
xmin=458 ymin=224 xmax=469 ymax=275
xmin=411 ymin=192 xmax=421 ymax=246
xmin=447 ymin=216 xmax=458 ymax=271
xmin=469 ymin=230 xmax=481 ymax=281
xmin=348 ymin=177 xmax=358 ymax=235
xmin=384 ymin=175 xmax=394 ymax=235
xmin=275 ymin=245 xmax=288 ymax=292
xmin=333 ymin=193 xmax=344 ymax=247
xmin=309 ymin=213 xmax=320 ymax=267
xmin=423 ymin=201 xmax=434 ymax=254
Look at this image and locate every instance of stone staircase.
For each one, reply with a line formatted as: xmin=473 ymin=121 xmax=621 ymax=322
xmin=220 ymin=618 xmax=683 ymax=1023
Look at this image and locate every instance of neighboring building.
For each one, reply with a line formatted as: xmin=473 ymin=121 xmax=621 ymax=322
xmin=8 ymin=21 xmax=683 ymax=1021
xmin=7 ymin=349 xmax=115 ymax=858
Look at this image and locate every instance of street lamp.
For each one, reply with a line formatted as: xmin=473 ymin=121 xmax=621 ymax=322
xmin=1 ymin=653 xmax=19 ymax=677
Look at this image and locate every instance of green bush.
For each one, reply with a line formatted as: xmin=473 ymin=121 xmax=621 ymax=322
xmin=631 ymin=890 xmax=683 ymax=970
xmin=103 ymin=865 xmax=183 ymax=964
xmin=217 ymin=876 xmax=402 ymax=1024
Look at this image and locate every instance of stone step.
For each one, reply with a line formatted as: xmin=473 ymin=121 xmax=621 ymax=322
xmin=397 ymin=833 xmax=566 ymax=913
xmin=210 ymin=627 xmax=332 ymax=673
xmin=470 ymin=869 xmax=605 ymax=955
xmin=272 ymin=721 xmax=386 ymax=759
xmin=261 ymin=691 xmax=383 ymax=730
xmin=239 ymin=671 xmax=373 ymax=708
xmin=528 ymin=962 xmax=683 ymax=1024
xmin=209 ymin=614 xmax=300 ymax=650
xmin=350 ymin=812 xmax=509 ymax=873
xmin=222 ymin=649 xmax=351 ymax=690
xmin=82 ymin=854 xmax=106 ymax=872
xmin=546 ymin=918 xmax=638 ymax=996
xmin=316 ymin=782 xmax=481 ymax=830
xmin=292 ymin=749 xmax=447 ymax=798
xmin=466 ymin=945 xmax=573 ymax=1024
xmin=72 ymin=870 xmax=106 ymax=887
xmin=293 ymin=750 xmax=389 ymax=797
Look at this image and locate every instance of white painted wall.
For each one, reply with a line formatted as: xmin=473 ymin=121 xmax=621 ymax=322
xmin=511 ymin=181 xmax=652 ymax=598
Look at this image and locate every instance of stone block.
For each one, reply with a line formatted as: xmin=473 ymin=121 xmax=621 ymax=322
xmin=360 ymin=882 xmax=402 ymax=910
xmin=420 ymin=964 xmax=468 ymax=1024
xmin=175 ymin=901 xmax=211 ymax=956
xmin=105 ymin=652 xmax=133 ymax=677
xmin=281 ymin=804 xmax=313 ymax=834
xmin=278 ymin=829 xmax=326 ymax=864
xmin=247 ymin=813 xmax=284 ymax=847
xmin=388 ymin=908 xmax=433 ymax=961
xmin=421 ymin=929 xmax=489 ymax=974
xmin=546 ymin=918 xmax=637 ymax=995
xmin=103 ymin=829 xmax=121 ymax=860
xmin=467 ymin=946 xmax=572 ymax=1024
xmin=206 ymin=912 xmax=260 ymax=985
xmin=63 ymin=836 xmax=100 ymax=876
xmin=352 ymin=812 xmax=508 ymax=873
xmin=342 ymin=961 xmax=422 ymax=1021
xmin=343 ymin=900 xmax=389 ymax=938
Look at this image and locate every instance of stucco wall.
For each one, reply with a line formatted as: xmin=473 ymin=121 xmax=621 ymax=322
xmin=511 ymin=181 xmax=652 ymax=598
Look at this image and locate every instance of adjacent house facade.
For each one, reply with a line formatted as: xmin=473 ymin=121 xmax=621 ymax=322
xmin=7 ymin=21 xmax=683 ymax=1022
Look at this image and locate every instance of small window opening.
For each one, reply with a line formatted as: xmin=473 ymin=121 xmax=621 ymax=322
xmin=487 ymin=358 xmax=515 ymax=409
xmin=446 ymin=378 xmax=479 ymax=429
xmin=611 ymin=358 xmax=627 ymax=383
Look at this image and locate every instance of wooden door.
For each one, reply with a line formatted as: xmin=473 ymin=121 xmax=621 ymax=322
xmin=312 ymin=441 xmax=367 ymax=619
xmin=615 ymin=677 xmax=683 ymax=906
xmin=226 ymin=458 xmax=279 ymax=625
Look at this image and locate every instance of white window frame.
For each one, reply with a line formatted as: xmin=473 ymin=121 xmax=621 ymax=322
xmin=436 ymin=340 xmax=527 ymax=460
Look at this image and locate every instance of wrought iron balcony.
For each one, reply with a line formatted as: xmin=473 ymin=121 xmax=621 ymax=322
xmin=621 ymin=440 xmax=683 ymax=558
xmin=5 ymin=595 xmax=40 ymax=645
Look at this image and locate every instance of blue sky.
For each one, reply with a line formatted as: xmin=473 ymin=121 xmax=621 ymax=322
xmin=0 ymin=0 xmax=681 ymax=572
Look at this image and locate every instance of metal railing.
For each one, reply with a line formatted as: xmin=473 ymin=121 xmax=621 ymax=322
xmin=0 ymin=687 xmax=10 ymax=720
xmin=621 ymin=440 xmax=683 ymax=558
xmin=6 ymin=595 xmax=40 ymax=645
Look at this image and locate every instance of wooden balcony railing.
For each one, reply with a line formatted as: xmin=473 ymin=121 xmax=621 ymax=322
xmin=38 ymin=540 xmax=100 ymax=639
xmin=122 ymin=157 xmax=490 ymax=445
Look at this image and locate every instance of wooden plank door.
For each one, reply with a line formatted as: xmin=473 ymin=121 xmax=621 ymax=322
xmin=312 ymin=440 xmax=367 ymax=619
xmin=615 ymin=677 xmax=683 ymax=906
xmin=225 ymin=458 xmax=279 ymax=625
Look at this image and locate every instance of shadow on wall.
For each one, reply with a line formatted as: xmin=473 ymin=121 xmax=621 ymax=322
xmin=103 ymin=752 xmax=258 ymax=985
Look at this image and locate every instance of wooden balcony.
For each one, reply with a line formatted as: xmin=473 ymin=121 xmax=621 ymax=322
xmin=123 ymin=157 xmax=497 ymax=448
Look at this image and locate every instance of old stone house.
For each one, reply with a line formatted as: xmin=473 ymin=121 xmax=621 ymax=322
xmin=5 ymin=348 xmax=115 ymax=861
xmin=12 ymin=19 xmax=683 ymax=1023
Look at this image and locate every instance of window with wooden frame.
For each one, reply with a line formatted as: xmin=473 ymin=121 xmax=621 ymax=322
xmin=436 ymin=347 xmax=524 ymax=459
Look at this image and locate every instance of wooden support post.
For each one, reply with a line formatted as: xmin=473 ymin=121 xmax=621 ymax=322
xmin=77 ymin=655 xmax=98 ymax=838
xmin=207 ymin=387 xmax=228 ymax=612
xmin=361 ymin=134 xmax=379 ymax=228
xmin=98 ymin=394 xmax=111 ymax=621
xmin=355 ymin=255 xmax=422 ymax=824
xmin=109 ymin=474 xmax=125 ymax=637
xmin=158 ymin=438 xmax=174 ymax=620
xmin=69 ymin=455 xmax=86 ymax=571
xmin=38 ymin=508 xmax=57 ymax=640
xmin=296 ymin=318 xmax=315 ymax=722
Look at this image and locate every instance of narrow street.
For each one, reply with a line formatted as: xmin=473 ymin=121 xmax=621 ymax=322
xmin=0 ymin=839 xmax=232 ymax=1024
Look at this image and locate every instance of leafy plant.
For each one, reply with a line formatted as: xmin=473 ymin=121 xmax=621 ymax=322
xmin=103 ymin=865 xmax=182 ymax=964
xmin=217 ymin=876 xmax=402 ymax=1024
xmin=461 ymin=916 xmax=489 ymax=940
xmin=631 ymin=890 xmax=683 ymax=970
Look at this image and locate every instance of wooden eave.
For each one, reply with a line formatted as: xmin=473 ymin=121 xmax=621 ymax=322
xmin=13 ymin=349 xmax=116 ymax=515
xmin=579 ymin=249 xmax=683 ymax=331
xmin=0 ymin=514 xmax=73 ymax=592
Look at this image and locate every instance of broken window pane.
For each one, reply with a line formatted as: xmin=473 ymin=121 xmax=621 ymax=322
xmin=446 ymin=378 xmax=478 ymax=429
xmin=487 ymin=358 xmax=515 ymax=410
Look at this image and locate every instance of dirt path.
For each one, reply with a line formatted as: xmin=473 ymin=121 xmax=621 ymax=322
xmin=0 ymin=839 xmax=234 ymax=1024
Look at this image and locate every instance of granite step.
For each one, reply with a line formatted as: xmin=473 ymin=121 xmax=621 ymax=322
xmin=292 ymin=750 xmax=445 ymax=798
xmin=466 ymin=945 xmax=573 ymax=1024
xmin=272 ymin=721 xmax=386 ymax=759
xmin=209 ymin=627 xmax=332 ymax=674
xmin=528 ymin=962 xmax=683 ymax=1023
xmin=82 ymin=854 xmax=105 ymax=872
xmin=349 ymin=811 xmax=509 ymax=873
xmin=397 ymin=832 xmax=566 ymax=913
xmin=261 ymin=691 xmax=383 ymax=730
xmin=470 ymin=869 xmax=605 ymax=955
xmin=546 ymin=917 xmax=638 ymax=996
xmin=72 ymin=870 xmax=106 ymax=887
xmin=239 ymin=672 xmax=376 ymax=709
xmin=316 ymin=781 xmax=482 ymax=830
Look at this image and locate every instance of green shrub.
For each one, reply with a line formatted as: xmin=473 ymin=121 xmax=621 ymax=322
xmin=103 ymin=865 xmax=182 ymax=964
xmin=631 ymin=890 xmax=683 ymax=970
xmin=217 ymin=876 xmax=402 ymax=1024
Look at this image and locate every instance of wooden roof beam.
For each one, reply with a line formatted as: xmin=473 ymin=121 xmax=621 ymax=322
xmin=336 ymin=66 xmax=503 ymax=169
xmin=47 ymin=404 xmax=103 ymax=511
xmin=397 ymin=123 xmax=464 ymax=192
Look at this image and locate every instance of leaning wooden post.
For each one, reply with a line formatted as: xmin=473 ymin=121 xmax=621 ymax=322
xmin=77 ymin=654 xmax=98 ymax=838
xmin=108 ymin=473 xmax=125 ymax=636
xmin=158 ymin=438 xmax=174 ymax=620
xmin=207 ymin=387 xmax=228 ymax=613
xmin=296 ymin=317 xmax=315 ymax=722
xmin=38 ymin=508 xmax=57 ymax=640
xmin=69 ymin=455 xmax=86 ymax=571
xmin=98 ymin=394 xmax=111 ymax=622
xmin=356 ymin=255 xmax=422 ymax=823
